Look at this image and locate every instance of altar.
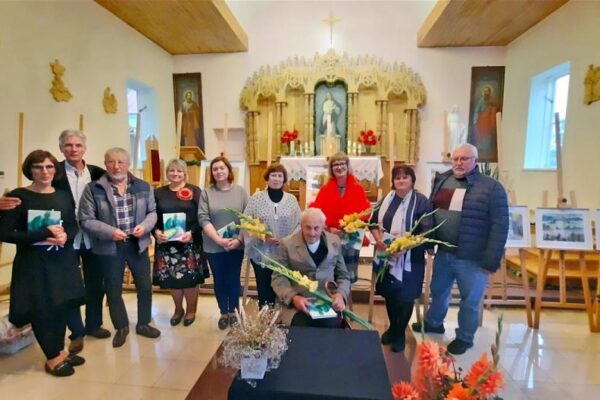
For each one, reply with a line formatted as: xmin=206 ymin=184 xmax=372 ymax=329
xmin=280 ymin=156 xmax=384 ymax=184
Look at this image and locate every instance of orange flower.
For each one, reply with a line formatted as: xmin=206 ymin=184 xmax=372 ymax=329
xmin=417 ymin=340 xmax=442 ymax=374
xmin=445 ymin=383 xmax=472 ymax=400
xmin=464 ymin=354 xmax=492 ymax=388
xmin=464 ymin=353 xmax=503 ymax=398
xmin=391 ymin=382 xmax=420 ymax=400
xmin=176 ymin=187 xmax=193 ymax=201
xmin=474 ymin=370 xmax=503 ymax=398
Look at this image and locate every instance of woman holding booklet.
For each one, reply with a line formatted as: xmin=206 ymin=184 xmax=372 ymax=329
xmin=369 ymin=165 xmax=433 ymax=353
xmin=0 ymin=150 xmax=85 ymax=377
xmin=198 ymin=156 xmax=248 ymax=330
xmin=153 ymin=159 xmax=205 ymax=327
xmin=244 ymin=163 xmax=301 ymax=308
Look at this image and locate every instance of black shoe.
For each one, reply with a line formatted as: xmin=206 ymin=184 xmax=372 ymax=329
xmin=112 ymin=327 xmax=129 ymax=348
xmin=446 ymin=338 xmax=473 ymax=355
xmin=68 ymin=337 xmax=84 ymax=355
xmin=391 ymin=334 xmax=406 ymax=353
xmin=87 ymin=327 xmax=111 ymax=339
xmin=170 ymin=312 xmax=184 ymax=326
xmin=380 ymin=328 xmax=392 ymax=345
xmin=183 ymin=316 xmax=196 ymax=327
xmin=218 ymin=315 xmax=229 ymax=330
xmin=229 ymin=315 xmax=238 ymax=327
xmin=411 ymin=321 xmax=445 ymax=334
xmin=65 ymin=354 xmax=86 ymax=367
xmin=45 ymin=361 xmax=75 ymax=377
xmin=136 ymin=324 xmax=161 ymax=339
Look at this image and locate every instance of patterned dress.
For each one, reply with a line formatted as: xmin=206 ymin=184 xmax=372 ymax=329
xmin=152 ymin=184 xmax=207 ymax=289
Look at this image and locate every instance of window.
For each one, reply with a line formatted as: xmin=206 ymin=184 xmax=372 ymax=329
xmin=126 ymin=80 xmax=158 ymax=169
xmin=523 ymin=62 xmax=570 ymax=170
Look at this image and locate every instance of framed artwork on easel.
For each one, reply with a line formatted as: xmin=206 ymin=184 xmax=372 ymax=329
xmin=535 ymin=208 xmax=593 ymax=251
xmin=506 ymin=206 xmax=531 ymax=248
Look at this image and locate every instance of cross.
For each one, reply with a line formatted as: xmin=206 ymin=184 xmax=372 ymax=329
xmin=323 ymin=12 xmax=341 ymax=48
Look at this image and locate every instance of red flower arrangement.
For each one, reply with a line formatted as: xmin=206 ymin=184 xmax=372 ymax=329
xmin=280 ymin=129 xmax=299 ymax=144
xmin=358 ymin=129 xmax=380 ymax=147
xmin=392 ymin=316 xmax=504 ymax=400
xmin=176 ymin=187 xmax=193 ymax=201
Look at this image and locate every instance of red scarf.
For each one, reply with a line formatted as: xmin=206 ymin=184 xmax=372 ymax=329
xmin=310 ymin=174 xmax=371 ymax=229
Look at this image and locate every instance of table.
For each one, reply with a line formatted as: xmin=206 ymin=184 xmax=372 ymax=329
xmin=281 ymin=156 xmax=384 ymax=184
xmin=227 ymin=326 xmax=392 ymax=400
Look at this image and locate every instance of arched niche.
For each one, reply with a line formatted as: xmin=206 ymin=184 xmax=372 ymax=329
xmin=240 ymin=49 xmax=426 ymax=165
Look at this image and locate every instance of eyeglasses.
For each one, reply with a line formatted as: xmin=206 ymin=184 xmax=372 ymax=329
xmin=332 ymin=162 xmax=347 ymax=168
xmin=31 ymin=165 xmax=55 ymax=171
xmin=451 ymin=156 xmax=475 ymax=163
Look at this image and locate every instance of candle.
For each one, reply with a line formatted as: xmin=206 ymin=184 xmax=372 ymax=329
xmin=388 ymin=112 xmax=395 ymax=162
xmin=267 ymin=111 xmax=273 ymax=166
xmin=223 ymin=113 xmax=228 ymax=156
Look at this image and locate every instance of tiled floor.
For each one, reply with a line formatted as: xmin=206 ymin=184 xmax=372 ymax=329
xmin=1 ymin=292 xmax=599 ymax=399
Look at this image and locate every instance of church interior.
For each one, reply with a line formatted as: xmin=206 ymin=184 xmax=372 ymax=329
xmin=0 ymin=1 xmax=599 ymax=399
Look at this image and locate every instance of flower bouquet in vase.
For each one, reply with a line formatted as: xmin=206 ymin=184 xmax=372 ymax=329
xmin=219 ymin=305 xmax=288 ymax=387
xmin=280 ymin=129 xmax=299 ymax=156
xmin=358 ymin=128 xmax=380 ymax=155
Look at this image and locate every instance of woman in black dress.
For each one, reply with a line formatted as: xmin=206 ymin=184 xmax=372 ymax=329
xmin=153 ymin=159 xmax=205 ymax=327
xmin=0 ymin=150 xmax=85 ymax=376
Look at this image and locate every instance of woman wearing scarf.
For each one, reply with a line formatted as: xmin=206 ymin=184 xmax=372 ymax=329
xmin=369 ymin=165 xmax=432 ymax=352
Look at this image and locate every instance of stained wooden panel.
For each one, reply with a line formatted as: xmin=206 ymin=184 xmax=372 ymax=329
xmin=95 ymin=0 xmax=248 ymax=54
xmin=418 ymin=0 xmax=569 ymax=47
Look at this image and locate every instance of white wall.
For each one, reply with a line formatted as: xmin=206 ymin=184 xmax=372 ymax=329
xmin=0 ymin=1 xmax=175 ymax=283
xmin=503 ymin=0 xmax=599 ymax=209
xmin=175 ymin=0 xmax=506 ymax=191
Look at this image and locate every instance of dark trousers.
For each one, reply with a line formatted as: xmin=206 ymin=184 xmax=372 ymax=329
xmin=97 ymin=241 xmax=152 ymax=330
xmin=206 ymin=250 xmax=243 ymax=314
xmin=291 ymin=311 xmax=344 ymax=329
xmin=65 ymin=248 xmax=106 ymax=338
xmin=384 ymin=291 xmax=414 ymax=339
xmin=250 ymin=259 xmax=276 ymax=308
xmin=31 ymin=301 xmax=67 ymax=360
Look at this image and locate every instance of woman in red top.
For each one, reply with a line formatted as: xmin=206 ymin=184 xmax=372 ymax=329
xmin=311 ymin=152 xmax=371 ymax=283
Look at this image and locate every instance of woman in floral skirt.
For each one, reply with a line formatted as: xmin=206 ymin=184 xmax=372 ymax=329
xmin=153 ymin=159 xmax=206 ymax=327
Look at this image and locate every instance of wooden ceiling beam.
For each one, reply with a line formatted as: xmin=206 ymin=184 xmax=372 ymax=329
xmin=417 ymin=0 xmax=569 ymax=48
xmin=95 ymin=0 xmax=248 ymax=55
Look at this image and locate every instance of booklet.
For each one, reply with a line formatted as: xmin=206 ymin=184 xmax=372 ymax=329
xmin=163 ymin=212 xmax=186 ymax=241
xmin=374 ymin=232 xmax=396 ymax=260
xmin=342 ymin=229 xmax=366 ymax=251
xmin=307 ymin=298 xmax=337 ymax=320
xmin=217 ymin=221 xmax=240 ymax=239
xmin=28 ymin=209 xmax=61 ymax=246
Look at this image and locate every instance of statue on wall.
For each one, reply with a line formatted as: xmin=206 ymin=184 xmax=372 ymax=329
xmin=315 ymin=81 xmax=347 ymax=154
xmin=102 ymin=87 xmax=118 ymax=114
xmin=584 ymin=64 xmax=600 ymax=105
xmin=448 ymin=104 xmax=467 ymax=151
xmin=321 ymin=92 xmax=342 ymax=136
xmin=49 ymin=59 xmax=72 ymax=102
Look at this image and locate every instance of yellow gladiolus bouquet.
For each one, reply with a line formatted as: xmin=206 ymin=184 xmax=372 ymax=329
xmin=375 ymin=209 xmax=454 ymax=282
xmin=226 ymin=209 xmax=273 ymax=240
xmin=338 ymin=206 xmax=379 ymax=249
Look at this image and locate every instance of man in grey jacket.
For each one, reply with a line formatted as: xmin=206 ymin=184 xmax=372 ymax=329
xmin=79 ymin=147 xmax=160 ymax=348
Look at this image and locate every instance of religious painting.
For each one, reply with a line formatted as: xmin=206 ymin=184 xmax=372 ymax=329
xmin=535 ymin=208 xmax=593 ymax=250
xmin=467 ymin=66 xmax=505 ymax=162
xmin=506 ymin=206 xmax=531 ymax=248
xmin=173 ymin=73 xmax=205 ymax=151
xmin=314 ymin=81 xmax=347 ymax=154
xmin=198 ymin=160 xmax=247 ymax=190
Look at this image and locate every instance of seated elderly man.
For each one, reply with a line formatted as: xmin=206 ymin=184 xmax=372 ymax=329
xmin=272 ymin=207 xmax=350 ymax=328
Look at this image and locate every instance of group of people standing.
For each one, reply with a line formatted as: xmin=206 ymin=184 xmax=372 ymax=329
xmin=0 ymin=132 xmax=508 ymax=377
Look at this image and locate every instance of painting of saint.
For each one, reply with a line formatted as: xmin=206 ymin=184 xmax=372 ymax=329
xmin=467 ymin=67 xmax=505 ymax=162
xmin=314 ymin=81 xmax=347 ymax=154
xmin=173 ymin=73 xmax=205 ymax=151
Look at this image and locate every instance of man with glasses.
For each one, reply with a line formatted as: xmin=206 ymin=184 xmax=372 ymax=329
xmin=412 ymin=143 xmax=508 ymax=355
xmin=78 ymin=147 xmax=160 ymax=348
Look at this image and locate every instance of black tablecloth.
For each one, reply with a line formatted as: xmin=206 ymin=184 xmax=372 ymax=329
xmin=228 ymin=326 xmax=392 ymax=400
